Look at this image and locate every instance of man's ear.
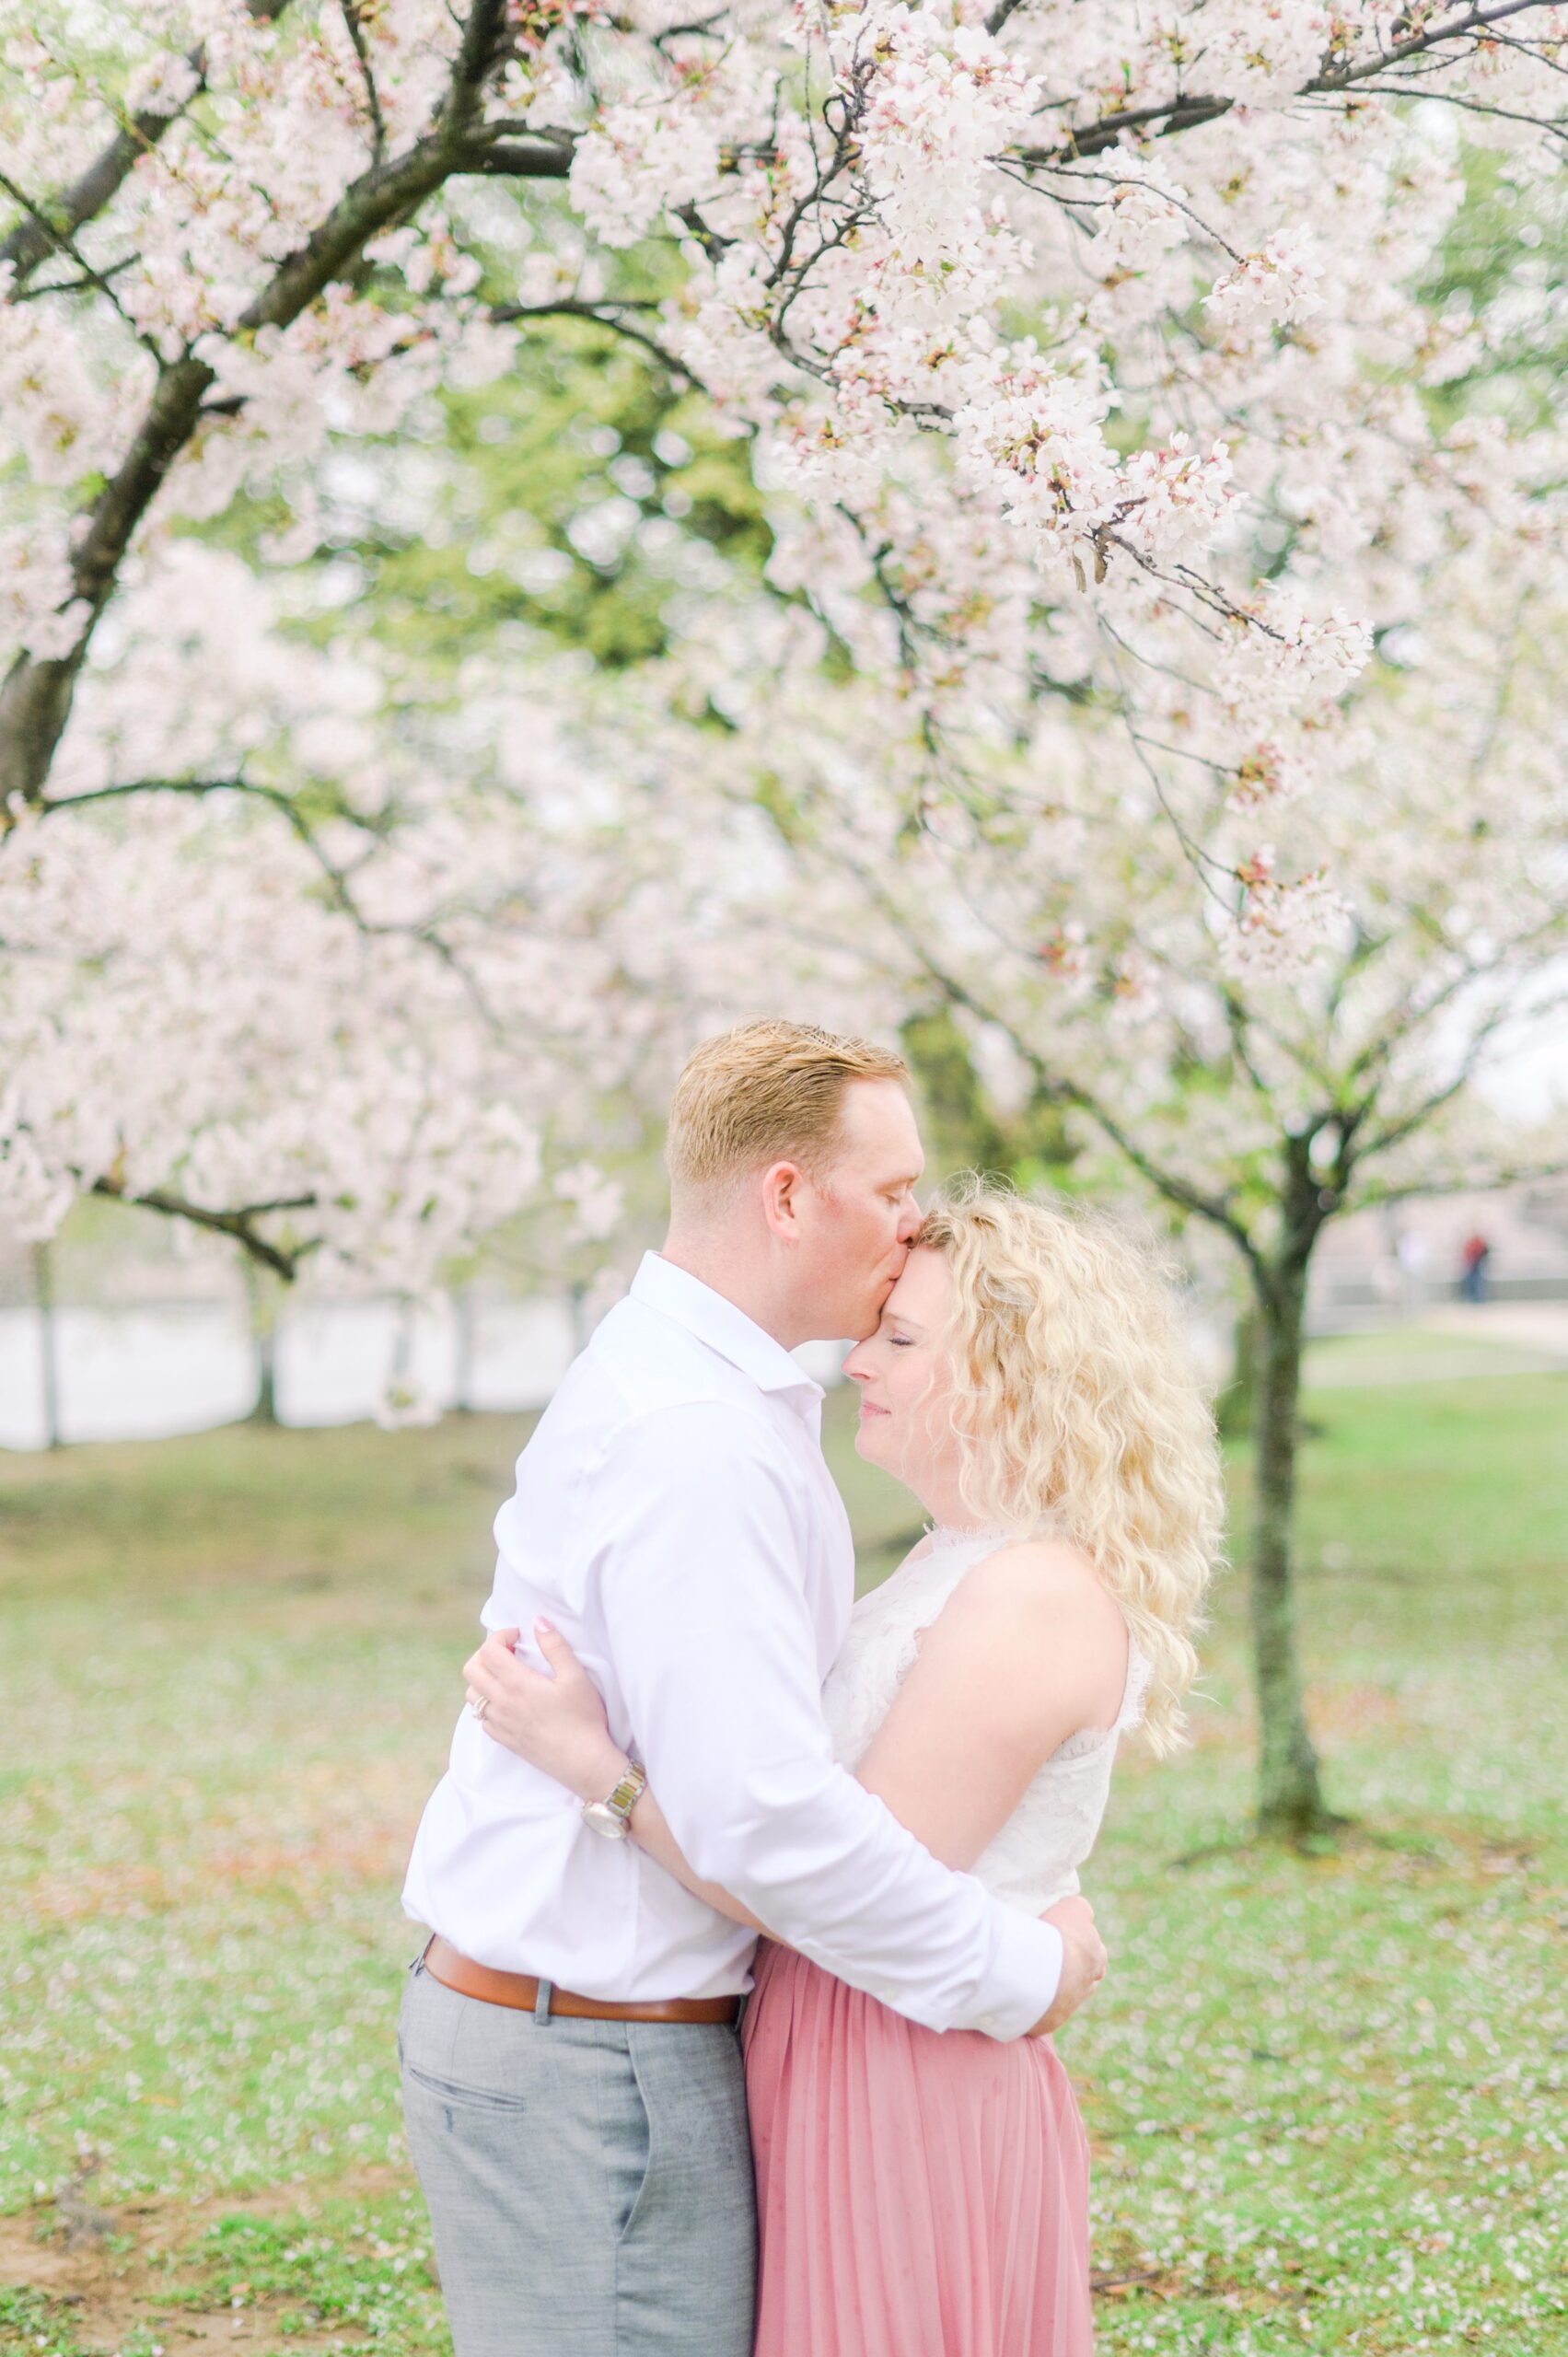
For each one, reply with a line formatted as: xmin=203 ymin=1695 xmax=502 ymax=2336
xmin=760 ymin=1157 xmax=806 ymax=1240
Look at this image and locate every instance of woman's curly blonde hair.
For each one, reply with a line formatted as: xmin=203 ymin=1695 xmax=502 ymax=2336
xmin=915 ymin=1174 xmax=1223 ymax=1754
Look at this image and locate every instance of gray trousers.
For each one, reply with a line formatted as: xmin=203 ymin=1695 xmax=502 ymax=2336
xmin=398 ymin=1956 xmax=756 ymax=2357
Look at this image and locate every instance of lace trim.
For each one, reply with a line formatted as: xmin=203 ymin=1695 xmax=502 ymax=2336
xmin=880 ymin=1531 xmax=993 ymax=1694
xmin=1051 ymin=1639 xmax=1153 ymax=1759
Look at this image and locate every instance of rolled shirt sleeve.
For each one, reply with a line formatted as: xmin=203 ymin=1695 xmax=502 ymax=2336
xmin=592 ymin=1403 xmax=1063 ymax=2041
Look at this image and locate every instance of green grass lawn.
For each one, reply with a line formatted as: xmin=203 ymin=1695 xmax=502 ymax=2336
xmin=2 ymin=1376 xmax=1564 ymax=2356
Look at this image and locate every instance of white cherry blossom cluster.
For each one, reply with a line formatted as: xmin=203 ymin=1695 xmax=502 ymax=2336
xmin=849 ymin=1 xmax=1040 ymax=267
xmin=0 ymin=793 xmax=532 ymax=1278
xmin=1202 ymin=233 xmax=1324 ymax=342
xmin=0 ymin=525 xmax=87 ymax=662
xmin=1217 ymin=849 xmax=1350 ymax=982
xmin=1216 ymin=598 xmax=1376 ymax=726
xmin=953 ymin=361 xmax=1121 ymax=556
xmin=570 ymin=105 xmax=725 ymax=250
xmin=1088 ymin=177 xmax=1191 ymax=281
xmin=1226 ymin=739 xmax=1315 ymax=814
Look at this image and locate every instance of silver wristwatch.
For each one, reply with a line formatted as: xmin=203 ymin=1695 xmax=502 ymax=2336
xmin=582 ymin=1760 xmax=647 ymax=1840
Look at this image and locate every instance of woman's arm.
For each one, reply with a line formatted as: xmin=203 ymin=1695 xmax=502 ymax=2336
xmin=851 ymin=1539 xmax=1129 ymax=1873
xmin=463 ymin=1622 xmax=769 ymax=1933
xmin=465 ymin=1536 xmax=1125 ymax=1903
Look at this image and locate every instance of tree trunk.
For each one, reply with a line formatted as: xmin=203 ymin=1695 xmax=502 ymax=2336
xmin=452 ymin=1286 xmax=477 ymax=1415
xmin=244 ymin=1259 xmax=279 ymax=1426
xmin=32 ymin=1242 xmax=63 ymax=1450
xmin=1249 ymin=1260 xmax=1342 ymax=1840
xmin=1216 ymin=1304 xmax=1260 ymax=1438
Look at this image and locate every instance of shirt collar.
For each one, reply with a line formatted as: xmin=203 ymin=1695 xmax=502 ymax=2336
xmin=629 ymin=1252 xmax=824 ymax=1404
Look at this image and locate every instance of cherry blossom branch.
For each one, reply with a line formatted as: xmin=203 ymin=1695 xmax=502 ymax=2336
xmin=1001 ymin=157 xmax=1248 ymax=270
xmin=459 ymin=132 xmax=575 ymax=178
xmin=489 ymin=296 xmax=705 ymax=389
xmin=1098 ymin=636 xmax=1238 ymax=902
xmin=1307 ymin=78 xmax=1568 ymax=146
xmin=340 ymin=0 xmax=389 ymax=162
xmin=5 ymin=253 xmax=138 ymax=306
xmin=89 ymin=1175 xmax=319 ymax=1280
xmin=1354 ymin=979 xmax=1568 ymax=1163
xmin=32 ymin=775 xmax=389 ymax=929
xmin=1209 ymin=984 xmax=1286 ymax=1103
xmin=0 ymin=0 xmax=292 ymax=293
xmin=1348 ymin=1155 xmax=1568 ymax=1213
xmin=0 ymin=3 xmax=551 ymax=813
xmin=779 ymin=814 xmax=1274 ymax=1277
xmin=1015 ymin=0 xmax=1562 ymax=168
xmin=932 ymin=960 xmax=1273 ymax=1283
xmin=1344 ymin=907 xmax=1568 ymax=1094
xmin=651 ymin=15 xmax=729 ymax=54
xmin=439 ymin=0 xmax=513 ymax=135
xmin=0 ymin=167 xmax=161 ymax=351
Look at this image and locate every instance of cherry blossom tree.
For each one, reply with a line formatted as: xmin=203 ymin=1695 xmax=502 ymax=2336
xmin=6 ymin=0 xmax=1568 ymax=1282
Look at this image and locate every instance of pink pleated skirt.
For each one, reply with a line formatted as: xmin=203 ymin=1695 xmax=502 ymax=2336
xmin=742 ymin=1939 xmax=1094 ymax=2356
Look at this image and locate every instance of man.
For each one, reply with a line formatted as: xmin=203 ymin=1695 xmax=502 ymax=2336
xmin=400 ymin=1019 xmax=1107 ymax=2357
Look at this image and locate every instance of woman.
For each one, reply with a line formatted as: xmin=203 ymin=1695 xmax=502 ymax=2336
xmin=462 ymin=1176 xmax=1221 ymax=2355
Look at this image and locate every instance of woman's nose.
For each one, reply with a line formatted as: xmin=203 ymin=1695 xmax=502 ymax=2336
xmin=843 ymin=1350 xmax=870 ymax=1385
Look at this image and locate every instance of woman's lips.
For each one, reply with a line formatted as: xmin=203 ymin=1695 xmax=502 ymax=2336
xmin=858 ymin=1400 xmax=890 ymax=1421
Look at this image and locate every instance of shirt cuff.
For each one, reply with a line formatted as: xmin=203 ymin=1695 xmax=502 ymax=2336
xmin=968 ymin=1912 xmax=1064 ymax=2042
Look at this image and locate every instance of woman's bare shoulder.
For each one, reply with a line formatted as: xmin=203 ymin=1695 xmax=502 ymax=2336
xmin=912 ymin=1532 xmax=1127 ymax=1734
xmin=947 ymin=1534 xmax=1124 ymax=1659
xmin=969 ymin=1531 xmax=1110 ymax=1612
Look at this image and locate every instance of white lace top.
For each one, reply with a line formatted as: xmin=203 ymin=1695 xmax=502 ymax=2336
xmin=822 ymin=1523 xmax=1151 ymax=1916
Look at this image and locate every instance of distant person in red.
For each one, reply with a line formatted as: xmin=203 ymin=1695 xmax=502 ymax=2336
xmin=1459 ymin=1232 xmax=1493 ymax=1304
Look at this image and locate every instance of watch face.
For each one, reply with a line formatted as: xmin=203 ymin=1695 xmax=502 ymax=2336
xmin=583 ymin=1800 xmax=629 ymax=1840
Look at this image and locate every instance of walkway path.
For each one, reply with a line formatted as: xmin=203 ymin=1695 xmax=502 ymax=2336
xmin=1306 ymin=1304 xmax=1568 ymax=1388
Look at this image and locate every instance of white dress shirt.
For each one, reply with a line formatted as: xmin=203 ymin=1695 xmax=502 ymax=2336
xmin=402 ymin=1252 xmax=1063 ymax=2038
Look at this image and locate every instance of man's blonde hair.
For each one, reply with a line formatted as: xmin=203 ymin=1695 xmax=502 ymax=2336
xmin=667 ymin=1019 xmax=909 ymax=1201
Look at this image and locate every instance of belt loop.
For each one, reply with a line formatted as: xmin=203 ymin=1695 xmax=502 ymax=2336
xmin=534 ymin=1976 xmax=553 ymax=2026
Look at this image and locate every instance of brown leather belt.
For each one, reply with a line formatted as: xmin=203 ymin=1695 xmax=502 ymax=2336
xmin=422 ymin=1935 xmax=740 ymax=2026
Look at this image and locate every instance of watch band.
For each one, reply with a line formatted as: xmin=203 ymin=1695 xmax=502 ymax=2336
xmin=581 ymin=1759 xmax=647 ymax=1839
xmin=605 ymin=1760 xmax=647 ymax=1822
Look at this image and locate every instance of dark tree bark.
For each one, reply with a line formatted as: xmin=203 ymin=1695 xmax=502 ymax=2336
xmin=1244 ymin=1136 xmax=1345 ymax=1842
xmin=1248 ymin=1256 xmax=1340 ymax=1838
xmin=1215 ymin=1304 xmax=1260 ymax=1440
